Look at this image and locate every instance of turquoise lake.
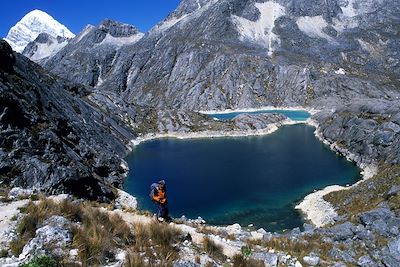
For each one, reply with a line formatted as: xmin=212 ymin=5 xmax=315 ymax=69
xmin=124 ymin=124 xmax=360 ymax=232
xmin=208 ymin=109 xmax=311 ymax=121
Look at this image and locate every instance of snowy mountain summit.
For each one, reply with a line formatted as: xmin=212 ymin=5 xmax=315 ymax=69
xmin=4 ymin=9 xmax=74 ymax=52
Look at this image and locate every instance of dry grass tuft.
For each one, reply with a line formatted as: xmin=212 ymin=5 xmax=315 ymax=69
xmin=11 ymin=198 xmax=135 ymax=266
xmin=261 ymin=234 xmax=333 ymax=262
xmin=202 ymin=236 xmax=226 ymax=262
xmin=232 ymin=254 xmax=265 ymax=267
xmin=124 ymin=221 xmax=183 ymax=267
xmin=72 ymin=206 xmax=134 ymax=266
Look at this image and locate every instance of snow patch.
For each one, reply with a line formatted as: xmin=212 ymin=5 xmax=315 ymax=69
xmin=340 ymin=0 xmax=357 ymax=18
xmin=296 ymin=16 xmax=333 ymax=41
xmin=98 ymin=32 xmax=144 ymax=47
xmin=30 ymin=39 xmax=68 ymax=61
xmin=334 ymin=68 xmax=346 ymax=75
xmin=232 ymin=1 xmax=286 ymax=56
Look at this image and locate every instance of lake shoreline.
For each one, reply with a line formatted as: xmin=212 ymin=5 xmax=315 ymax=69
xmin=294 ymin=119 xmax=377 ymax=227
xmin=126 ymin=107 xmax=373 ymax=229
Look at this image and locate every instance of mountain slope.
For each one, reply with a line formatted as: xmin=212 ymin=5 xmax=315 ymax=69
xmin=22 ymin=33 xmax=69 ymax=64
xmin=4 ymin=9 xmax=74 ymax=53
xmin=44 ymin=0 xmax=400 ymax=111
xmin=44 ymin=20 xmax=143 ymax=87
xmin=0 ymin=39 xmax=134 ymax=201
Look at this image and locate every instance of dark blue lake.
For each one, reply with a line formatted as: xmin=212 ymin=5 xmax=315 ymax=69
xmin=208 ymin=109 xmax=311 ymax=121
xmin=124 ymin=124 xmax=360 ymax=231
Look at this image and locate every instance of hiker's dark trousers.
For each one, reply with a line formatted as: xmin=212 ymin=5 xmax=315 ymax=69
xmin=158 ymin=204 xmax=169 ymax=219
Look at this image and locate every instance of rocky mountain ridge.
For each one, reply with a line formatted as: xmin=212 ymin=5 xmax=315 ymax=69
xmin=39 ymin=0 xmax=399 ymax=111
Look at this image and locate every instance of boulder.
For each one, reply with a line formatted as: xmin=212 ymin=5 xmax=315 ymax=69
xmin=328 ymin=247 xmax=355 ymax=263
xmin=357 ymin=255 xmax=378 ymax=267
xmin=251 ymin=252 xmax=278 ymax=267
xmin=387 ymin=185 xmax=400 ymax=196
xmin=19 ymin=216 xmax=72 ymax=260
xmin=330 ymin=222 xmax=355 ymax=241
xmin=8 ymin=187 xmax=34 ymax=200
xmin=303 ymin=255 xmax=320 ymax=266
xmin=387 ymin=237 xmax=400 ymax=261
xmin=114 ymin=189 xmax=137 ymax=210
xmin=360 ymin=208 xmax=395 ymax=226
xmin=226 ymin=223 xmax=242 ymax=236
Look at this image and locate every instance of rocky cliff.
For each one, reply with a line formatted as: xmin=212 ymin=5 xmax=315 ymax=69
xmin=43 ymin=0 xmax=399 ymax=111
xmin=0 ymin=40 xmax=135 ymax=201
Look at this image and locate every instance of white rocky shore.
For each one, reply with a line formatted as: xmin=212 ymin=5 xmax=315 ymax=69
xmin=131 ymin=106 xmax=317 ymax=146
xmin=295 ymin=119 xmax=378 ymax=227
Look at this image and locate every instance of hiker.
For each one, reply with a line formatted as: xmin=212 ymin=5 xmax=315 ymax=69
xmin=150 ymin=180 xmax=171 ymax=222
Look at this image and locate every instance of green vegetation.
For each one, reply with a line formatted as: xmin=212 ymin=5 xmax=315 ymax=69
xmin=20 ymin=255 xmax=58 ymax=267
xmin=0 ymin=249 xmax=8 ymax=258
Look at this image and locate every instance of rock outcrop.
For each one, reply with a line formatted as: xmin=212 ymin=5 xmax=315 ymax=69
xmin=44 ymin=19 xmax=143 ymax=87
xmin=0 ymin=40 xmax=136 ymax=201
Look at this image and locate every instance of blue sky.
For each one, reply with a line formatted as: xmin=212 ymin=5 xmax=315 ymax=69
xmin=1 ymin=0 xmax=181 ymax=37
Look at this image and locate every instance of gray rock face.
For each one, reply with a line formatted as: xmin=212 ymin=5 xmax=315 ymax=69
xmin=314 ymin=100 xmax=400 ymax=164
xmin=44 ymin=19 xmax=143 ymax=87
xmin=0 ymin=39 xmax=139 ymax=201
xmin=40 ymin=0 xmax=399 ymax=111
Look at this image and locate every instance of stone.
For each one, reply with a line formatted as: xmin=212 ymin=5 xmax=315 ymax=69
xmin=387 ymin=237 xmax=400 ymax=261
xmin=353 ymin=225 xmax=374 ymax=242
xmin=251 ymin=252 xmax=278 ymax=267
xmin=330 ymin=222 xmax=355 ymax=241
xmin=8 ymin=187 xmax=34 ymax=200
xmin=388 ymin=185 xmax=400 ymax=196
xmin=193 ymin=216 xmax=206 ymax=224
xmin=226 ymin=223 xmax=242 ymax=236
xmin=303 ymin=255 xmax=320 ymax=266
xmin=303 ymin=223 xmax=315 ymax=233
xmin=291 ymin=227 xmax=301 ymax=236
xmin=173 ymin=260 xmax=201 ymax=267
xmin=250 ymin=230 xmax=264 ymax=240
xmin=357 ymin=255 xmax=378 ymax=267
xmin=382 ymin=256 xmax=400 ymax=267
xmin=360 ymin=208 xmax=395 ymax=226
xmin=328 ymin=247 xmax=355 ymax=263
xmin=370 ymin=219 xmax=390 ymax=237
xmin=19 ymin=216 xmax=72 ymax=260
xmin=114 ymin=189 xmax=137 ymax=210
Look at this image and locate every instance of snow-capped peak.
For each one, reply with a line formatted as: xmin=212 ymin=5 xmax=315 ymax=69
xmin=4 ymin=9 xmax=75 ymax=52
